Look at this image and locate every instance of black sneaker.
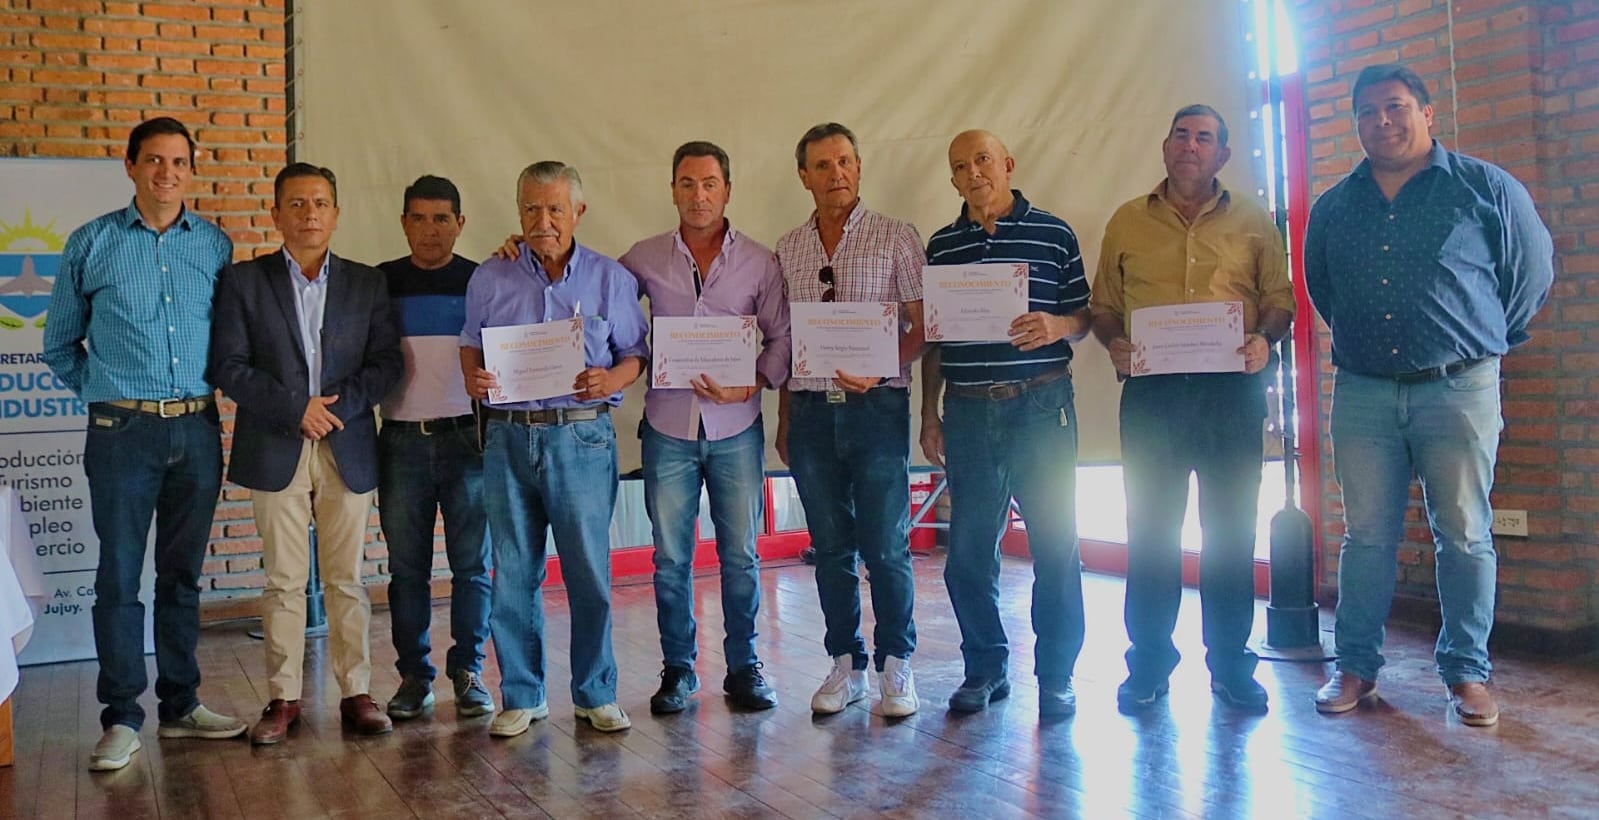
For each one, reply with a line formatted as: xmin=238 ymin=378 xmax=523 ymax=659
xmin=724 ymin=663 xmax=779 ymax=711
xmin=451 ymin=669 xmax=496 ymax=717
xmin=650 ymin=665 xmax=700 ymax=715
xmin=386 ymin=676 xmax=434 ymax=720
xmin=1039 ymin=677 xmax=1077 ymax=719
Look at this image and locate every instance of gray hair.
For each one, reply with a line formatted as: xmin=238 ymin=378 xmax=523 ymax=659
xmin=1169 ymin=104 xmax=1230 ymax=147
xmin=516 ymin=160 xmax=584 ymax=206
xmin=794 ymin=122 xmax=859 ymax=170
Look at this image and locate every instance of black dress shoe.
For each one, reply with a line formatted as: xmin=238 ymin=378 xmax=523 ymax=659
xmin=1211 ymin=676 xmax=1269 ymax=713
xmin=1116 ymin=676 xmax=1170 ymax=715
xmin=1039 ymin=677 xmax=1076 ymax=719
xmin=948 ymin=676 xmax=1010 ymax=712
xmin=649 ymin=665 xmax=700 ymax=715
xmin=724 ymin=663 xmax=779 ymax=711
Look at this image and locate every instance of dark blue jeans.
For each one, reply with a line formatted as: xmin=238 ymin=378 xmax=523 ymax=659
xmin=942 ymin=377 xmax=1084 ymax=682
xmin=1120 ymin=371 xmax=1266 ymax=686
xmin=378 ymin=418 xmax=491 ymax=682
xmin=83 ymin=402 xmax=222 ymax=730
xmin=642 ymin=418 xmax=765 ymax=672
xmin=787 ymin=388 xmax=916 ymax=671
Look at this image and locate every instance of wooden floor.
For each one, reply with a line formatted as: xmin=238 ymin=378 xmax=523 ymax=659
xmin=5 ymin=555 xmax=1598 ymax=819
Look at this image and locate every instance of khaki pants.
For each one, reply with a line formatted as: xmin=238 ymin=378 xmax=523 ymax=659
xmin=253 ymin=440 xmax=375 ymax=701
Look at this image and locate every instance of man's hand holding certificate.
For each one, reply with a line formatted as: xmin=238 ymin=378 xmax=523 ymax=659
xmin=1128 ymin=301 xmax=1246 ymax=376
xmin=923 ymin=262 xmax=1029 ymax=342
xmin=652 ymin=315 xmax=758 ymax=392
xmin=790 ymin=302 xmax=900 ymax=381
xmin=480 ymin=318 xmax=586 ymax=403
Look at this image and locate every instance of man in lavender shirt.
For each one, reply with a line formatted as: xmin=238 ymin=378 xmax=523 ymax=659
xmin=459 ymin=161 xmax=649 ymax=736
xmin=619 ymin=142 xmax=791 ymax=715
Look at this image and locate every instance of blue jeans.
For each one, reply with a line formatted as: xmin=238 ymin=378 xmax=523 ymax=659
xmin=1120 ymin=372 xmax=1265 ymax=685
xmin=942 ymin=377 xmax=1084 ymax=682
xmin=83 ymin=403 xmax=222 ymax=730
xmin=642 ymin=417 xmax=764 ymax=672
xmin=483 ymin=414 xmax=619 ymax=709
xmin=378 ymin=418 xmax=491 ymax=682
xmin=787 ymin=388 xmax=916 ymax=670
xmin=1330 ymin=359 xmax=1503 ymax=685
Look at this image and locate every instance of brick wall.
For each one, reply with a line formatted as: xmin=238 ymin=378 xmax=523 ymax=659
xmin=1296 ymin=0 xmax=1599 ymax=649
xmin=2 ymin=0 xmax=404 ymax=607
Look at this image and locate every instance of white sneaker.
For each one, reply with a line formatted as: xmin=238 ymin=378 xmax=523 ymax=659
xmin=574 ymin=702 xmax=632 ymax=732
xmin=879 ymin=655 xmax=919 ymax=717
xmin=89 ymin=725 xmax=141 ymax=771
xmin=810 ymin=655 xmax=869 ymax=714
xmin=489 ymin=704 xmax=549 ymax=738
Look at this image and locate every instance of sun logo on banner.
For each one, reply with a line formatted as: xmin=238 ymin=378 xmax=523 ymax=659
xmin=0 ymin=211 xmax=65 ymax=331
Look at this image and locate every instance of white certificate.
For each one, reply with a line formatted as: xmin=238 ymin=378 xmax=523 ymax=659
xmin=651 ymin=315 xmax=757 ymax=389
xmin=922 ymin=262 xmax=1029 ymax=342
xmin=1129 ymin=301 xmax=1246 ymax=376
xmin=480 ymin=318 xmax=586 ymax=403
xmin=790 ymin=302 xmax=900 ymax=379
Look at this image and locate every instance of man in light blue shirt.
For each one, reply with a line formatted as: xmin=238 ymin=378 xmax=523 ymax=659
xmin=460 ymin=161 xmax=648 ymax=736
xmin=43 ymin=117 xmax=247 ymax=772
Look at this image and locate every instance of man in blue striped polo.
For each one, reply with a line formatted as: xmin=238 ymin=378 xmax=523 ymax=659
xmin=919 ymin=130 xmax=1092 ymax=719
xmin=43 ymin=117 xmax=249 ymax=771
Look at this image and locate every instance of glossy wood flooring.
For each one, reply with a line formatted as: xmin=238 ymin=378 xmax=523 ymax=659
xmin=5 ymin=555 xmax=1598 ymax=819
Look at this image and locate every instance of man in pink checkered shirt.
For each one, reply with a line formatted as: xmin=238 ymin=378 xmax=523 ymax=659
xmin=774 ymin=122 xmax=926 ymax=719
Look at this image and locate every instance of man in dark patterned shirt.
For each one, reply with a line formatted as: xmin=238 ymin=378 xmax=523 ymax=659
xmin=1305 ymin=63 xmax=1554 ymax=727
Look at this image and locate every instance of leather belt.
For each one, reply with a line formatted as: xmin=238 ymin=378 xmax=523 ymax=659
xmin=946 ymin=366 xmax=1072 ymax=401
xmin=484 ymin=405 xmax=609 ymax=425
xmin=103 ymin=397 xmax=213 ymax=418
xmin=1388 ymin=356 xmax=1493 ymax=384
xmin=384 ymin=414 xmax=475 ymax=435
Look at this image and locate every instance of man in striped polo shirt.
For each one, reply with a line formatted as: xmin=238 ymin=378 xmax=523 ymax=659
xmin=43 ymin=117 xmax=248 ymax=771
xmin=776 ymin=123 xmax=926 ymax=718
xmin=377 ymin=176 xmax=495 ymax=721
xmin=919 ymin=129 xmax=1092 ymax=720
xmin=1090 ymin=105 xmax=1293 ymax=715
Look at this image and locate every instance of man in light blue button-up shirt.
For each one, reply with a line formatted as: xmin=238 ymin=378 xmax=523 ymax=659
xmin=42 ymin=117 xmax=247 ymax=771
xmin=459 ymin=161 xmax=648 ymax=736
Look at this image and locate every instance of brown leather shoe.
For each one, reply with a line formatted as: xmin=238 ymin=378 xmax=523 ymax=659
xmin=249 ymin=699 xmax=301 ymax=745
xmin=340 ymin=694 xmax=394 ymax=735
xmin=1314 ymin=671 xmax=1377 ymax=714
xmin=1448 ymin=682 xmax=1499 ymax=727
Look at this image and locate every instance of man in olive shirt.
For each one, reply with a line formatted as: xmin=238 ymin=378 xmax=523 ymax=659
xmin=1090 ymin=104 xmax=1294 ymax=714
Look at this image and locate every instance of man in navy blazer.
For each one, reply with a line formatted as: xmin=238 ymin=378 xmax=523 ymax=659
xmin=208 ymin=163 xmax=403 ymax=744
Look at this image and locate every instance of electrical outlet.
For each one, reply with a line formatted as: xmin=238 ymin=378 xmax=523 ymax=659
xmin=1491 ymin=509 xmax=1528 ymax=537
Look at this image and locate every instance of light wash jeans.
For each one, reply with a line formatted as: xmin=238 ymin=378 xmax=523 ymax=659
xmin=1330 ymin=359 xmax=1502 ymax=685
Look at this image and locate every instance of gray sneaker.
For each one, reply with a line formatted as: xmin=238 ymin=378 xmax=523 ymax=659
xmin=157 ymin=704 xmax=248 ymax=739
xmin=452 ymin=669 xmax=496 ymax=717
xmin=89 ymin=725 xmax=141 ymax=771
xmin=387 ymin=676 xmax=435 ymax=720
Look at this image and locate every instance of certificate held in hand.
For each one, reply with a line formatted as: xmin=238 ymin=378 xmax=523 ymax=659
xmin=922 ymin=262 xmax=1029 ymax=342
xmin=790 ymin=302 xmax=900 ymax=379
xmin=1129 ymin=301 xmax=1245 ymax=376
xmin=652 ymin=315 xmax=757 ymax=389
xmin=480 ymin=318 xmax=586 ymax=403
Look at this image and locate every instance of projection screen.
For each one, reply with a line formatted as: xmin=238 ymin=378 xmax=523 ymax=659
xmin=298 ymin=0 xmax=1265 ymax=471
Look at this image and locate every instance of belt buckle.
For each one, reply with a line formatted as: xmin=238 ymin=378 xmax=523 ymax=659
xmin=157 ymin=398 xmax=181 ymax=418
xmin=986 ymin=383 xmax=1012 ymax=400
xmin=418 ymin=418 xmax=435 ymax=435
xmin=826 ymin=390 xmax=847 ymax=404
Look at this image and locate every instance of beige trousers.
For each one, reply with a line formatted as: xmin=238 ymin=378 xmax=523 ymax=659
xmin=253 ymin=439 xmax=375 ymax=701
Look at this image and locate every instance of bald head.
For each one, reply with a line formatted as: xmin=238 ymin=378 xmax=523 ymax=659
xmin=948 ymin=129 xmax=1015 ymax=219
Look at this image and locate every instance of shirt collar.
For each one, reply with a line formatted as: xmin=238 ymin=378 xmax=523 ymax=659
xmin=1351 ymin=139 xmax=1452 ymax=179
xmin=283 ymin=247 xmax=331 ymax=285
xmin=671 ymin=220 xmax=739 ymax=261
xmin=954 ymin=189 xmax=1032 ymax=230
xmin=806 ymin=199 xmax=868 ymax=234
xmin=526 ymin=241 xmax=589 ymax=283
xmin=120 ymin=199 xmax=196 ymax=232
xmin=1147 ymin=179 xmax=1230 ymax=219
